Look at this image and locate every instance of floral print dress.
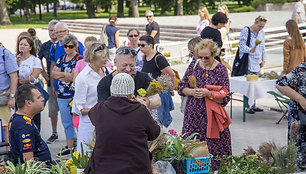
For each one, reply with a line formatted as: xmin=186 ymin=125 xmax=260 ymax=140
xmin=276 ymin=62 xmax=306 ymax=170
xmin=177 ymin=60 xmax=232 ymax=171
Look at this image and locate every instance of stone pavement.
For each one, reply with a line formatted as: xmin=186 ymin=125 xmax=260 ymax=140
xmin=0 ymin=10 xmax=292 ymax=159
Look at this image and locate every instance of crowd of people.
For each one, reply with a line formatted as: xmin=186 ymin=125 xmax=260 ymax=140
xmin=0 ymin=6 xmax=305 ymax=173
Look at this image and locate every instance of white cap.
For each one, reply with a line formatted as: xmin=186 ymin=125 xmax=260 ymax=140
xmin=110 ymin=73 xmax=135 ymax=95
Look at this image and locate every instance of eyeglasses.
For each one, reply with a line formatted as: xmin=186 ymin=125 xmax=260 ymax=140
xmin=138 ymin=44 xmax=147 ymax=47
xmin=118 ymin=48 xmax=137 ymax=56
xmin=257 ymin=17 xmax=267 ymax=22
xmin=129 ymin=34 xmax=139 ymax=38
xmin=146 ymin=16 xmax=152 ymax=18
xmin=94 ymin=44 xmax=106 ymax=53
xmin=55 ymin=30 xmax=67 ymax=34
xmin=64 ymin=44 xmax=75 ymax=49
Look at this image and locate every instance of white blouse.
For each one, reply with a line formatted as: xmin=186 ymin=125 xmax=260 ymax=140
xmin=73 ymin=64 xmax=112 ymax=121
xmin=18 ymin=55 xmax=42 ymax=80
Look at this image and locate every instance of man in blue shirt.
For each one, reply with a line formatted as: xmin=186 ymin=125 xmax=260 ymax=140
xmin=9 ymin=84 xmax=52 ymax=164
xmin=0 ymin=43 xmax=18 ymax=151
xmin=38 ymin=20 xmax=60 ymax=144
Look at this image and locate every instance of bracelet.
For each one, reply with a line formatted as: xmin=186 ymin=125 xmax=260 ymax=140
xmin=209 ymin=96 xmax=214 ymax=100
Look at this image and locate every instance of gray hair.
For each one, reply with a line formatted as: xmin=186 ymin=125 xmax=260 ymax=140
xmin=48 ymin=20 xmax=59 ymax=30
xmin=62 ymin=33 xmax=78 ymax=48
xmin=55 ymin=22 xmax=69 ymax=30
xmin=115 ymin=46 xmax=137 ymax=62
xmin=145 ymin=10 xmax=153 ymax=15
xmin=188 ymin=37 xmax=203 ymax=48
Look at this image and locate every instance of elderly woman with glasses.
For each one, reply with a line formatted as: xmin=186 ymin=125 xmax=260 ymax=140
xmin=238 ymin=16 xmax=267 ymax=114
xmin=51 ymin=33 xmax=83 ymax=156
xmin=73 ymin=43 xmax=112 ymax=153
xmin=126 ymin=28 xmax=144 ymax=72
xmin=177 ymin=39 xmax=232 ymax=171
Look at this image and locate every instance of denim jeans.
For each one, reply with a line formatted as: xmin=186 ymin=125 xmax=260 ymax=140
xmin=245 ymin=70 xmax=260 ymax=108
xmin=57 ymin=98 xmax=76 ymax=140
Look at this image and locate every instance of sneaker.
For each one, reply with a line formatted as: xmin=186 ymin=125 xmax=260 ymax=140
xmin=246 ymin=108 xmax=255 ymax=114
xmin=252 ymin=107 xmax=264 ymax=112
xmin=57 ymin=146 xmax=74 ymax=158
xmin=47 ymin=133 xmax=58 ymax=144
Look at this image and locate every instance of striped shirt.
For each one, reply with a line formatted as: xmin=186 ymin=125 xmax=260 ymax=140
xmin=238 ymin=26 xmax=266 ymax=73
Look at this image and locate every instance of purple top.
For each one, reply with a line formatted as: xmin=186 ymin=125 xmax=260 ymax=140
xmin=196 ymin=19 xmax=210 ymax=36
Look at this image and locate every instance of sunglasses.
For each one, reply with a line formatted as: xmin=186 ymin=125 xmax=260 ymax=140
xmin=64 ymin=44 xmax=75 ymax=49
xmin=94 ymin=44 xmax=106 ymax=53
xmin=129 ymin=34 xmax=139 ymax=38
xmin=146 ymin=15 xmax=152 ymax=18
xmin=138 ymin=44 xmax=147 ymax=47
xmin=198 ymin=56 xmax=210 ymax=60
xmin=258 ymin=17 xmax=267 ymax=22
xmin=118 ymin=48 xmax=137 ymax=56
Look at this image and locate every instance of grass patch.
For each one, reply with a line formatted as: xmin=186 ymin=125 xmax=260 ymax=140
xmin=3 ymin=2 xmax=241 ymax=29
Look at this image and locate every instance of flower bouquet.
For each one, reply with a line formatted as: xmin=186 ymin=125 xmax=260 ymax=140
xmin=137 ymin=80 xmax=163 ymax=97
xmin=65 ymin=143 xmax=90 ymax=173
xmin=255 ymin=39 xmax=262 ymax=48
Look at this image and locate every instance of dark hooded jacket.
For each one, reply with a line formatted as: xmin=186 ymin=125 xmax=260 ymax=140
xmin=85 ymin=96 xmax=160 ymax=174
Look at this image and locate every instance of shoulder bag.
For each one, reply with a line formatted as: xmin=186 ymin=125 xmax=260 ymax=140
xmin=231 ymin=27 xmax=251 ymax=77
xmin=180 ymin=59 xmax=200 ymax=113
xmin=298 ymin=110 xmax=306 ymax=129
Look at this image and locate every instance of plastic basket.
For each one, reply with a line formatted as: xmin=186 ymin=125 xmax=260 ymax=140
xmin=183 ymin=154 xmax=213 ymax=174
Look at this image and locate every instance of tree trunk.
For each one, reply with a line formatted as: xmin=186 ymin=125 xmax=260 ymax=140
xmin=84 ymin=0 xmax=96 ymax=18
xmin=117 ymin=0 xmax=124 ymax=17
xmin=53 ymin=1 xmax=57 ymax=17
xmin=38 ymin=0 xmax=42 ymax=20
xmin=129 ymin=0 xmax=139 ymax=17
xmin=24 ymin=0 xmax=31 ymax=22
xmin=104 ymin=4 xmax=109 ymax=12
xmin=96 ymin=2 xmax=101 ymax=13
xmin=176 ymin=0 xmax=183 ymax=16
xmin=46 ymin=3 xmax=49 ymax=13
xmin=0 ymin=0 xmax=12 ymax=25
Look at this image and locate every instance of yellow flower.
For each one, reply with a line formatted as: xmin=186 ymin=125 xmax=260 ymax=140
xmin=137 ymin=88 xmax=147 ymax=97
xmin=146 ymin=80 xmax=163 ymax=97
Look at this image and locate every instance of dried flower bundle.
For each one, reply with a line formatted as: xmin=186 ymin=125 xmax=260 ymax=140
xmin=188 ymin=76 xmax=197 ymax=88
xmin=156 ymin=73 xmax=174 ymax=91
xmin=255 ymin=39 xmax=262 ymax=47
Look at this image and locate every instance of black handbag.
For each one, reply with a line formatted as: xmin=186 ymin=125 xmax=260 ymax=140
xmin=298 ymin=110 xmax=306 ymax=129
xmin=231 ymin=27 xmax=251 ymax=77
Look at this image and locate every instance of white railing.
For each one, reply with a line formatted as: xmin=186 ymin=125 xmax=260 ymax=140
xmin=156 ymin=23 xmax=306 ymax=66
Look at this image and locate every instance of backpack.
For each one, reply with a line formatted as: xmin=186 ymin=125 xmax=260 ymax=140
xmin=99 ymin=25 xmax=109 ymax=47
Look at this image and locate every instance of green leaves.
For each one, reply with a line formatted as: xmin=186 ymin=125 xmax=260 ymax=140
xmin=70 ymin=143 xmax=90 ymax=169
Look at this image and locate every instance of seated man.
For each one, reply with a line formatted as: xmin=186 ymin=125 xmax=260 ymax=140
xmin=97 ymin=46 xmax=161 ymax=109
xmin=9 ymin=84 xmax=52 ymax=164
xmin=85 ymin=73 xmax=160 ymax=174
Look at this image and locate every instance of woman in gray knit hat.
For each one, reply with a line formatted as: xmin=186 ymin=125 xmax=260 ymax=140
xmin=85 ymin=72 xmax=160 ymax=174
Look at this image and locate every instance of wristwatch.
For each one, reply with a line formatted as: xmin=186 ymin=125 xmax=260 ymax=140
xmin=9 ymin=94 xmax=15 ymax=98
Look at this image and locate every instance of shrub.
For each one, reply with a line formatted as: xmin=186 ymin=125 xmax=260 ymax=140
xmin=233 ymin=6 xmax=255 ymax=13
xmin=252 ymin=0 xmax=287 ymax=8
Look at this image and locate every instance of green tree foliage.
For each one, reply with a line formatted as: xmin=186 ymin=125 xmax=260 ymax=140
xmin=183 ymin=0 xmax=203 ymax=15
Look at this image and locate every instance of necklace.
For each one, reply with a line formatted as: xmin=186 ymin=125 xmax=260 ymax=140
xmin=202 ymin=61 xmax=214 ymax=78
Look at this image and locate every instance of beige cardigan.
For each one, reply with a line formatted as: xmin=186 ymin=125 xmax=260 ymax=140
xmin=283 ymin=38 xmax=306 ymax=74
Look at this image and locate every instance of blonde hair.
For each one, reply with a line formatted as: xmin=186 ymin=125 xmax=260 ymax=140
xmin=199 ymin=7 xmax=211 ymax=22
xmin=195 ymin=39 xmax=220 ymax=58
xmin=218 ymin=4 xmax=229 ymax=17
xmin=255 ymin=16 xmax=267 ymax=23
xmin=84 ymin=42 xmax=108 ymax=63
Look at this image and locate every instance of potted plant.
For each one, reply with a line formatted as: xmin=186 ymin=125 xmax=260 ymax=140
xmin=69 ymin=143 xmax=90 ymax=174
xmin=163 ymin=129 xmax=200 ymax=174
